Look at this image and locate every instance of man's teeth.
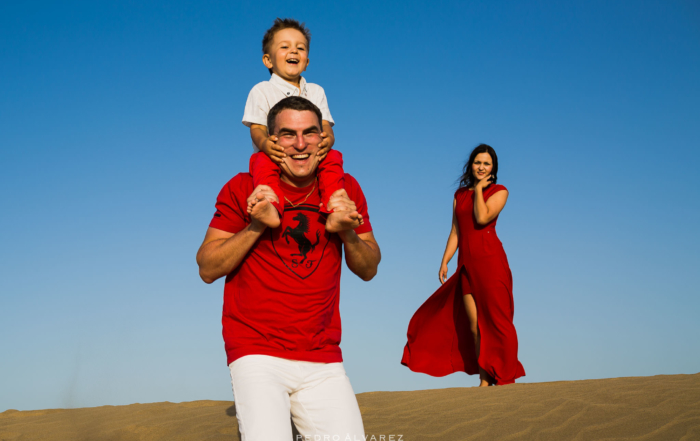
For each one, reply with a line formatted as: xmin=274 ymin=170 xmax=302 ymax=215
xmin=292 ymin=154 xmax=309 ymax=159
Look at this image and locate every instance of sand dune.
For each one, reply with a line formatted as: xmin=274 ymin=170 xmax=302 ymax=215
xmin=2 ymin=374 xmax=699 ymax=440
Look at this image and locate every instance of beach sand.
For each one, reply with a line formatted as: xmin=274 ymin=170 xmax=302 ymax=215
xmin=1 ymin=373 xmax=699 ymax=440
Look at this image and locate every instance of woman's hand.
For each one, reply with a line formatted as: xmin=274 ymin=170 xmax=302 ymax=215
xmin=439 ymin=263 xmax=449 ymax=284
xmin=474 ymin=174 xmax=492 ymax=191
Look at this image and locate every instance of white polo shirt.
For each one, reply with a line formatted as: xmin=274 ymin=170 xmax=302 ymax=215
xmin=242 ymin=74 xmax=334 ymax=152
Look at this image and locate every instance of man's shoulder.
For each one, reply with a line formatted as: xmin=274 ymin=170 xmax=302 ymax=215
xmin=343 ymin=173 xmax=367 ymax=199
xmin=226 ymin=172 xmax=253 ymax=183
xmin=343 ymin=172 xmax=360 ymax=188
xmin=221 ymin=173 xmax=254 ymax=195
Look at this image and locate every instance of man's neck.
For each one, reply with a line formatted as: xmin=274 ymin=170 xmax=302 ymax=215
xmin=280 ymin=173 xmax=317 ymax=189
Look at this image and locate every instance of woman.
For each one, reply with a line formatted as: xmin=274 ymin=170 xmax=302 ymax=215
xmin=401 ymin=144 xmax=525 ymax=386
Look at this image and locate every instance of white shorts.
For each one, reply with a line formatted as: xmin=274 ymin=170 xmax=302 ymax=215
xmin=229 ymin=354 xmax=365 ymax=441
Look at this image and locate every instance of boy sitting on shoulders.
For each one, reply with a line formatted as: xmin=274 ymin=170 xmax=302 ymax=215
xmin=243 ymin=17 xmax=344 ymax=226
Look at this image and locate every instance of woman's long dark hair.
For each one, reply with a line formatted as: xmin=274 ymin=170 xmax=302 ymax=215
xmin=458 ymin=144 xmax=499 ymax=189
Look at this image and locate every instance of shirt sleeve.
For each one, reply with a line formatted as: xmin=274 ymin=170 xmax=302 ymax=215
xmin=209 ymin=176 xmax=250 ymax=234
xmin=344 ymin=174 xmax=372 ymax=235
xmin=242 ymin=84 xmax=270 ymax=128
xmin=315 ymin=86 xmax=334 ymax=126
xmin=484 ymin=184 xmax=508 ymax=201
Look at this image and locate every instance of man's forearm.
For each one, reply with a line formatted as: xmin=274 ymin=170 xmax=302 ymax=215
xmin=339 ymin=231 xmax=380 ymax=281
xmin=197 ymin=224 xmax=264 ymax=284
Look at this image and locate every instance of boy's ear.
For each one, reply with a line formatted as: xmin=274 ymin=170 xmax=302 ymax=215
xmin=303 ymin=58 xmax=309 ymax=72
xmin=262 ymin=54 xmax=273 ymax=69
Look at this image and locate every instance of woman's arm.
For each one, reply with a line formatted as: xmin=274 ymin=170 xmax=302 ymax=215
xmin=473 ymin=178 xmax=508 ymax=225
xmin=439 ymin=198 xmax=460 ymax=284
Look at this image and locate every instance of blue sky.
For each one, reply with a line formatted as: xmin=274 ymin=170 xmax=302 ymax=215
xmin=1 ymin=0 xmax=699 ymax=411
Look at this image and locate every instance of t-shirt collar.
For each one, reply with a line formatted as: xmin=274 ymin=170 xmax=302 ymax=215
xmin=270 ymin=73 xmax=308 ymax=97
xmin=280 ymin=176 xmax=318 ymax=196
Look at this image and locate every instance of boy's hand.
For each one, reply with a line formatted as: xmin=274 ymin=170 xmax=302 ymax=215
xmin=317 ymin=131 xmax=334 ymax=161
xmin=260 ymin=135 xmax=285 ymax=164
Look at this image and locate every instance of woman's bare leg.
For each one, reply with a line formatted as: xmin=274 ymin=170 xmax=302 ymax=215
xmin=463 ymin=294 xmax=492 ymax=387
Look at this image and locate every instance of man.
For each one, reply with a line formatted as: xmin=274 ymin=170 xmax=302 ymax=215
xmin=196 ymin=97 xmax=381 ymax=440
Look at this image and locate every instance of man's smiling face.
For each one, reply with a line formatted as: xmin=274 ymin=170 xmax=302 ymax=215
xmin=273 ymin=109 xmax=321 ymax=187
xmin=263 ymin=28 xmax=309 ymax=83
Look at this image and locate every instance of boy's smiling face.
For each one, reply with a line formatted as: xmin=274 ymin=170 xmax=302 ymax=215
xmin=263 ymin=28 xmax=309 ymax=85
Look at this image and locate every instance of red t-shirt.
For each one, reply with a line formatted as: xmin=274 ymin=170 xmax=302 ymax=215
xmin=209 ymin=173 xmax=373 ymax=365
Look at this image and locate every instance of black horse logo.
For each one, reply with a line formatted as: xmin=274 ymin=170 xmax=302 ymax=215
xmin=282 ymin=212 xmax=321 ymax=264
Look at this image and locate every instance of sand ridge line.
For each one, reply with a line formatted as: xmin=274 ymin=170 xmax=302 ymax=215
xmin=1 ymin=373 xmax=698 ymax=441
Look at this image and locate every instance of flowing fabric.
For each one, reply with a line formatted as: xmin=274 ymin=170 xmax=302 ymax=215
xmin=401 ymin=184 xmax=525 ymax=385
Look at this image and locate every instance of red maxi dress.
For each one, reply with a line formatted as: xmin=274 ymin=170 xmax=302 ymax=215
xmin=401 ymin=184 xmax=525 ymax=385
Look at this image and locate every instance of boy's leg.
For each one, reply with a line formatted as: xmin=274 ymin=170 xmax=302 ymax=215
xmin=249 ymin=152 xmax=284 ymax=216
xmin=229 ymin=355 xmax=297 ymax=441
xmin=289 ymin=361 xmax=365 ymax=440
xmin=317 ymin=150 xmax=345 ymax=214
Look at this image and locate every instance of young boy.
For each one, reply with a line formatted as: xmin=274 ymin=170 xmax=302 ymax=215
xmin=242 ymin=18 xmax=344 ymax=222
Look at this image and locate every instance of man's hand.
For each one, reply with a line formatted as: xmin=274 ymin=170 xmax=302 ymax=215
xmin=325 ymin=189 xmax=364 ymax=233
xmin=325 ymin=189 xmax=358 ymax=213
xmin=246 ymin=185 xmax=278 ymax=212
xmin=246 ymin=185 xmax=280 ymax=229
xmin=260 ymin=135 xmax=286 ymax=164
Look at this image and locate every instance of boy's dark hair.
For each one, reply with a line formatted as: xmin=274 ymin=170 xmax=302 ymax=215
xmin=267 ymin=97 xmax=322 ymax=135
xmin=458 ymin=144 xmax=499 ymax=189
xmin=262 ymin=18 xmax=312 ymax=74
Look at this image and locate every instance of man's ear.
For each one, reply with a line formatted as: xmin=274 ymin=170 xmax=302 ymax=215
xmin=262 ymin=54 xmax=273 ymax=69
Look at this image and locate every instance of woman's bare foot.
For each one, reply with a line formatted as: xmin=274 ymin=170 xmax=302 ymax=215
xmin=479 ymin=368 xmax=496 ymax=387
xmin=325 ymin=210 xmax=363 ymax=233
xmin=250 ymin=194 xmax=280 ymax=229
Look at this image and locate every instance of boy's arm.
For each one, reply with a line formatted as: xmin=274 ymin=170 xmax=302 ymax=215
xmin=250 ymin=124 xmax=285 ymax=163
xmin=317 ymin=120 xmax=335 ymax=160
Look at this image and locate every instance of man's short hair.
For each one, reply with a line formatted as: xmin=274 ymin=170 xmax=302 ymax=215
xmin=267 ymin=97 xmax=322 ymax=135
xmin=262 ymin=18 xmax=312 ymax=75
